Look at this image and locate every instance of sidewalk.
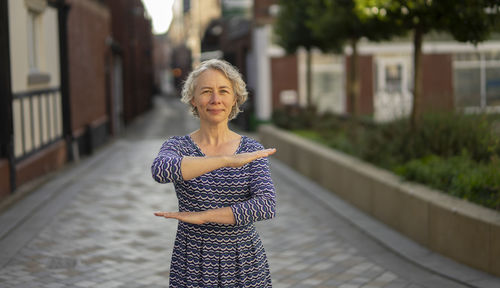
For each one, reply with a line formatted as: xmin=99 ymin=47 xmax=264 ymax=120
xmin=0 ymin=96 xmax=498 ymax=287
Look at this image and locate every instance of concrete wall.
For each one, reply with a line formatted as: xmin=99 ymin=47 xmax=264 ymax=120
xmin=259 ymin=124 xmax=500 ymax=277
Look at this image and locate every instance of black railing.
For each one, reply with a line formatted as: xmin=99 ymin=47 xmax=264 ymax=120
xmin=12 ymin=87 xmax=62 ymax=162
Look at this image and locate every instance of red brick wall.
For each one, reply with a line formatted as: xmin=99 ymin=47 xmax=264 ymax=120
xmin=254 ymin=0 xmax=278 ymax=25
xmin=15 ymin=140 xmax=67 ymax=187
xmin=271 ymin=55 xmax=298 ymax=109
xmin=345 ymin=55 xmax=374 ymax=115
xmin=0 ymin=159 xmax=10 ymax=199
xmin=67 ymin=0 xmax=111 ymax=133
xmin=422 ymin=54 xmax=454 ymax=112
xmin=107 ymin=0 xmax=153 ymax=124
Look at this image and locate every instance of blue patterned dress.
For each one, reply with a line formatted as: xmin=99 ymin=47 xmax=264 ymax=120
xmin=151 ymin=135 xmax=276 ymax=287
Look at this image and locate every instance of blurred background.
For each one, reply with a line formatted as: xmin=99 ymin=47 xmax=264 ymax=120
xmin=1 ymin=0 xmax=500 ymax=215
xmin=1 ymin=0 xmax=500 ymax=284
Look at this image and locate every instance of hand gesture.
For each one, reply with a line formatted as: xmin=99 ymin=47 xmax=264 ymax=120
xmin=226 ymin=148 xmax=276 ymax=167
xmin=154 ymin=211 xmax=206 ymax=225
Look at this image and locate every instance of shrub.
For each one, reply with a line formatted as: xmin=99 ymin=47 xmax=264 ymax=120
xmin=395 ymin=153 xmax=500 ymax=210
xmin=272 ymin=108 xmax=500 ymax=211
xmin=359 ymin=113 xmax=500 ymax=168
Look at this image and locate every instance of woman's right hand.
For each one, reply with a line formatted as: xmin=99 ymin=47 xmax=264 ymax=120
xmin=226 ymin=148 xmax=277 ymax=167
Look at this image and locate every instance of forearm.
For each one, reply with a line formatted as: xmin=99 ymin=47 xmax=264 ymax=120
xmin=180 ymin=156 xmax=229 ymax=180
xmin=231 ymin=196 xmax=276 ymax=225
xmin=200 ymin=207 xmax=236 ymax=225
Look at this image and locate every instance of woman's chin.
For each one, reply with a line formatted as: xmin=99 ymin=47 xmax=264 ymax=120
xmin=200 ymin=114 xmax=229 ymax=125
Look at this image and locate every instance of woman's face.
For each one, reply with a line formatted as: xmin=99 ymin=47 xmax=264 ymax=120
xmin=191 ymin=69 xmax=236 ymax=125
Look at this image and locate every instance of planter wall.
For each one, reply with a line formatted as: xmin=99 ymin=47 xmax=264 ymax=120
xmin=259 ymin=124 xmax=500 ymax=277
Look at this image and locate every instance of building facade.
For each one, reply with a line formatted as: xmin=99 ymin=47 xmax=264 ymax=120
xmin=250 ymin=0 xmax=500 ymax=123
xmin=1 ymin=0 xmax=66 ymax=197
xmin=0 ymin=0 xmax=154 ymax=200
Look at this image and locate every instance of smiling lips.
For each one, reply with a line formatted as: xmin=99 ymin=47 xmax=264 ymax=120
xmin=207 ymin=108 xmax=224 ymax=114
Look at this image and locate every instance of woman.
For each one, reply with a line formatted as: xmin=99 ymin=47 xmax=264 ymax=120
xmin=151 ymin=59 xmax=277 ymax=287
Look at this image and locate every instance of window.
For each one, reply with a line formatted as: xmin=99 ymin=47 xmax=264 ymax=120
xmin=312 ymin=61 xmax=345 ymax=114
xmin=25 ymin=3 xmax=50 ymax=85
xmin=376 ymin=57 xmax=409 ymax=94
xmin=27 ymin=9 xmax=39 ymax=72
xmin=454 ymin=52 xmax=500 ymax=109
xmin=384 ymin=64 xmax=403 ymax=93
xmin=454 ymin=67 xmax=481 ymax=107
xmin=486 ymin=67 xmax=500 ymax=106
xmin=374 ymin=56 xmax=412 ymax=122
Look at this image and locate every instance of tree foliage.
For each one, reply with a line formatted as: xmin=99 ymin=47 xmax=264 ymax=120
xmin=273 ymin=0 xmax=500 ymax=121
xmin=273 ymin=0 xmax=323 ymax=53
xmin=355 ymin=0 xmax=500 ymax=43
xmin=307 ymin=0 xmax=404 ymax=116
xmin=356 ymin=0 xmax=500 ymax=127
xmin=273 ymin=0 xmax=325 ymax=108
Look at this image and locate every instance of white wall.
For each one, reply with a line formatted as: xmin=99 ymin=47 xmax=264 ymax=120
xmin=8 ymin=0 xmax=62 ymax=158
xmin=252 ymin=25 xmax=272 ymax=121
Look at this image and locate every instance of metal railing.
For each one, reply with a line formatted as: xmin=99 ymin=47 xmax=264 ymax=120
xmin=12 ymin=87 xmax=62 ymax=162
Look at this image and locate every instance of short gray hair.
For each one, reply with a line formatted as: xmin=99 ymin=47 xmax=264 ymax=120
xmin=181 ymin=59 xmax=248 ymax=120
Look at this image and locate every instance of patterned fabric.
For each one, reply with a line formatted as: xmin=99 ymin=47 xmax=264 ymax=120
xmin=151 ymin=135 xmax=276 ymax=287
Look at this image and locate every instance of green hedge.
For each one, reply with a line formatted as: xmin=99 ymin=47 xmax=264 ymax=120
xmin=395 ymin=153 xmax=500 ymax=210
xmin=274 ymin=108 xmax=500 ymax=211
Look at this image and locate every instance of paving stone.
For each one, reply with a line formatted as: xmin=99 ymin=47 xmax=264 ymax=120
xmin=0 ymin=97 xmax=487 ymax=288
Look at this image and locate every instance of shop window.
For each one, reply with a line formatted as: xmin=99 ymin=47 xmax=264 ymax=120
xmin=454 ymin=52 xmax=500 ymax=109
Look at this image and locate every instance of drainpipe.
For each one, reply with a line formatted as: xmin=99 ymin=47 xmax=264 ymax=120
xmin=0 ymin=0 xmax=16 ymax=192
xmin=53 ymin=0 xmax=74 ymax=161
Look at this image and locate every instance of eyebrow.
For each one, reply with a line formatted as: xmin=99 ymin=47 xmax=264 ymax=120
xmin=200 ymin=86 xmax=231 ymax=90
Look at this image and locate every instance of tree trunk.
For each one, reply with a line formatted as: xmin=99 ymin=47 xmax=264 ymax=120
xmin=306 ymin=48 xmax=313 ymax=108
xmin=411 ymin=27 xmax=423 ymax=130
xmin=348 ymin=38 xmax=360 ymax=116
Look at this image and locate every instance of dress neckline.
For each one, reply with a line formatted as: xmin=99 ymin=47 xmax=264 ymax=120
xmin=186 ymin=134 xmax=245 ymax=157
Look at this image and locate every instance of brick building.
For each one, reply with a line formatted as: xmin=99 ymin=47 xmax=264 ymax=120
xmin=107 ymin=0 xmax=154 ymax=126
xmin=0 ymin=0 xmax=154 ymax=199
xmin=250 ymin=0 xmax=500 ymax=122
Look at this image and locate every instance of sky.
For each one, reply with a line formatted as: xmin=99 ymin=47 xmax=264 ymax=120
xmin=141 ymin=0 xmax=175 ymax=34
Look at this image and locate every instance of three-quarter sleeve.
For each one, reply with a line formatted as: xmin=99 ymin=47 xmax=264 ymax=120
xmin=151 ymin=137 xmax=184 ymax=183
xmin=231 ymin=156 xmax=276 ymax=226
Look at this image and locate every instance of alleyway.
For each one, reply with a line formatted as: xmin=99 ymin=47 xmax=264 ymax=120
xmin=0 ymin=96 xmax=496 ymax=288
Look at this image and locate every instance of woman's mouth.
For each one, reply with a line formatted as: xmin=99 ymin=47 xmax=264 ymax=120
xmin=207 ymin=109 xmax=224 ymax=114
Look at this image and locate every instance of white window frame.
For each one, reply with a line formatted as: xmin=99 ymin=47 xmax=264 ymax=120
xmin=374 ymin=56 xmax=413 ymax=122
xmin=454 ymin=53 xmax=500 ymax=112
xmin=376 ymin=57 xmax=409 ymax=94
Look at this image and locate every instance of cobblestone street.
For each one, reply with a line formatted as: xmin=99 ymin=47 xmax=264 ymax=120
xmin=0 ymin=96 xmax=496 ymax=287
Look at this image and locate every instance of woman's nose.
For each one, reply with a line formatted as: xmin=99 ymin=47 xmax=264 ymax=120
xmin=209 ymin=92 xmax=221 ymax=103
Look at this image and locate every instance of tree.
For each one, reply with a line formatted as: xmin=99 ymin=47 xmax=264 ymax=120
xmin=273 ymin=0 xmax=324 ymax=109
xmin=356 ymin=0 xmax=500 ymax=128
xmin=308 ymin=0 xmax=403 ymax=116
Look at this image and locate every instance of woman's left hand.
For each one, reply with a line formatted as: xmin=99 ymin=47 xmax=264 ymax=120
xmin=154 ymin=211 xmax=206 ymax=225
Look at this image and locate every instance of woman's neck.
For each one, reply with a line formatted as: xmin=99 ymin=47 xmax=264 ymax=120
xmin=193 ymin=121 xmax=235 ymax=146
